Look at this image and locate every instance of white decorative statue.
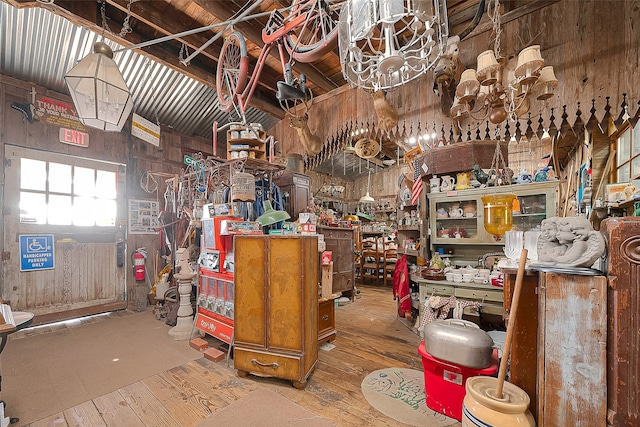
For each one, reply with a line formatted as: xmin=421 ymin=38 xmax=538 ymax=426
xmin=535 ymin=216 xmax=605 ymax=268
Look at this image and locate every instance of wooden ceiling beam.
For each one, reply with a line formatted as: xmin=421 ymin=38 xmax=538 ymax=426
xmin=103 ymin=0 xmax=225 ymax=64
xmin=463 ymin=0 xmax=559 ymax=39
xmin=102 ymin=0 xmax=278 ymax=95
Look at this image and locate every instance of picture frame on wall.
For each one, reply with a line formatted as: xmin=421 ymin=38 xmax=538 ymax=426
xmin=128 ymin=199 xmax=160 ymax=234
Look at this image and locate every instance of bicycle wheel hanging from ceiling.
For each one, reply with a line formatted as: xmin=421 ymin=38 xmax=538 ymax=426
xmin=216 ymin=0 xmax=343 ymax=115
xmin=284 ymin=0 xmax=344 ymax=61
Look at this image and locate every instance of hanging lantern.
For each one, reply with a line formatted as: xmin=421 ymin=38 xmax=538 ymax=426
xmin=481 ymin=194 xmax=516 ymax=241
xmin=231 ymin=172 xmax=255 ymax=202
xmin=64 ymin=42 xmax=133 ymax=132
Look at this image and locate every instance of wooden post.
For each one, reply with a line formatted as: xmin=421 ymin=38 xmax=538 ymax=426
xmin=321 ymin=262 xmax=333 ymax=300
xmin=495 ymin=248 xmax=528 ymax=399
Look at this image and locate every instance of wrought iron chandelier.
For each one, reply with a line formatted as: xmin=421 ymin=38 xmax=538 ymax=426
xmin=450 ymin=0 xmax=557 ymax=125
xmin=338 ymin=0 xmax=449 ymax=91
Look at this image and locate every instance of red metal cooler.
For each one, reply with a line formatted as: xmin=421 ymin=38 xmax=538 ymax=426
xmin=418 ymin=341 xmax=499 ymax=421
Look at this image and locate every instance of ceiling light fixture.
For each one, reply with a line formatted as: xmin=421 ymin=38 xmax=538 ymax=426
xmin=338 ymin=0 xmax=449 ymax=91
xmin=359 ymin=168 xmax=375 ymax=203
xmin=255 ymin=200 xmax=291 ymax=226
xmin=319 ymin=156 xmax=345 ymax=198
xmin=64 ymin=42 xmax=133 ymax=132
xmin=319 ymin=183 xmax=346 ymax=198
xmin=450 ymin=0 xmax=557 ymax=125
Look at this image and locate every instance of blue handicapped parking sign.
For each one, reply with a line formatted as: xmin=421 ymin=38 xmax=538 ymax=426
xmin=19 ymin=234 xmax=55 ymax=271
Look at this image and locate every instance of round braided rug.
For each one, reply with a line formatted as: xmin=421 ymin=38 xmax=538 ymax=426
xmin=361 ymin=368 xmax=459 ymax=426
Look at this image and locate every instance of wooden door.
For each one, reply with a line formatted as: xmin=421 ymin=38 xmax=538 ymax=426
xmin=233 ymin=235 xmax=267 ymax=348
xmin=538 ymin=272 xmax=607 ymax=426
xmin=268 ymin=237 xmax=304 ymax=352
xmin=2 ymin=145 xmax=126 ymax=322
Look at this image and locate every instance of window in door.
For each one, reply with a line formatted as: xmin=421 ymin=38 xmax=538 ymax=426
xmin=616 ymin=123 xmax=640 ymax=183
xmin=19 ymin=158 xmax=117 ymax=227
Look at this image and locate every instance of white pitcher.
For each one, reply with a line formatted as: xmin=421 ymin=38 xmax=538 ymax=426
xmin=440 ymin=175 xmax=456 ymax=192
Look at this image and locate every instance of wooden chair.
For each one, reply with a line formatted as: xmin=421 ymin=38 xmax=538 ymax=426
xmin=360 ymin=244 xmax=382 ymax=285
xmin=383 ymin=248 xmax=398 ymax=287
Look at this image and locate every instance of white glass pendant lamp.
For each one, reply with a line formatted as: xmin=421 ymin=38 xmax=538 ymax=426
xmin=359 ymin=169 xmax=375 ymax=203
xmin=65 ymin=42 xmax=133 ymax=132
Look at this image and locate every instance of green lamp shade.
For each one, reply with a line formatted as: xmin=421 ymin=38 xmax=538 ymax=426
xmin=256 ymin=201 xmax=290 ymax=226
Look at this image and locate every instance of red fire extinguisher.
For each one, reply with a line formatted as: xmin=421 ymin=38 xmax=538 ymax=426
xmin=133 ymin=248 xmax=146 ymax=281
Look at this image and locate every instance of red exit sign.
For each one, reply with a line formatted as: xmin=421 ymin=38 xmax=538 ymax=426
xmin=59 ymin=128 xmax=89 ymax=147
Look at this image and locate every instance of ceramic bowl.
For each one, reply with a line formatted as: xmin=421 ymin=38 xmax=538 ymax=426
xmin=478 ymin=269 xmax=491 ymax=278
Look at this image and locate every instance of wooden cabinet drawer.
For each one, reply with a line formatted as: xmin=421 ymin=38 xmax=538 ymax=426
xmin=476 ymin=302 xmax=504 ymax=316
xmin=318 ymin=299 xmax=336 ymax=341
xmin=423 ymin=284 xmax=454 ymax=296
xmin=455 ymin=287 xmax=504 ymax=303
xmin=234 ymin=348 xmax=302 ymax=381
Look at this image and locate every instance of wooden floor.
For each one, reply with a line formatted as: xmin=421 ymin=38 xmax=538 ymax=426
xmin=15 ymin=286 xmax=428 ymax=427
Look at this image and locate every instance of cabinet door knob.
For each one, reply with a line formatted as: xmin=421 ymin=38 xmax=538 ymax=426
xmin=322 ymin=314 xmax=329 ymax=321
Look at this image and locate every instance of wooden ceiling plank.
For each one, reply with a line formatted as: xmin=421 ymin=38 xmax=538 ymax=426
xmin=464 ymin=0 xmax=559 ymax=39
xmin=103 ymin=0 xmax=225 ymax=63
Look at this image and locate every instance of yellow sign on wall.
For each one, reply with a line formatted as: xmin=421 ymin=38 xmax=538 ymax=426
xmin=132 ymin=113 xmax=160 ymax=147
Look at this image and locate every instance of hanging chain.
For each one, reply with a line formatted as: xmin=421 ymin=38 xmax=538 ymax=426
xmin=490 ymin=139 xmax=507 ymax=173
xmin=490 ymin=0 xmax=502 ymax=58
xmin=101 ymin=0 xmax=137 ymax=39
xmin=145 ymin=57 xmax=161 ymax=126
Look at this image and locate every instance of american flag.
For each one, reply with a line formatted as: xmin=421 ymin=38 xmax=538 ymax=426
xmin=411 ymin=159 xmax=423 ymax=205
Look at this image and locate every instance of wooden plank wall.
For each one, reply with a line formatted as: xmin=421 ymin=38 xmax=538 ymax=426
xmin=268 ymin=0 xmax=640 ymax=200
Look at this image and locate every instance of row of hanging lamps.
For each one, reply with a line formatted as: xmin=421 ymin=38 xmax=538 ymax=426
xmin=64 ymin=41 xmax=133 ymax=132
xmin=338 ymin=0 xmax=449 ymax=91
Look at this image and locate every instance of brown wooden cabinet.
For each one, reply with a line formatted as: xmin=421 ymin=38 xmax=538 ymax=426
xmin=233 ymin=235 xmax=318 ymax=389
xmin=601 ymin=217 xmax=640 ymax=427
xmin=318 ymin=226 xmax=354 ymax=297
xmin=274 ymin=172 xmax=310 ymax=220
